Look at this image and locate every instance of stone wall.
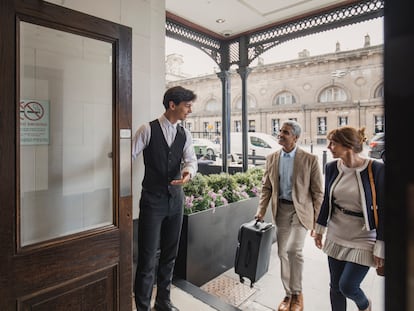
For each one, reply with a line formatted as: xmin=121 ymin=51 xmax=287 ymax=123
xmin=167 ymin=44 xmax=384 ymax=143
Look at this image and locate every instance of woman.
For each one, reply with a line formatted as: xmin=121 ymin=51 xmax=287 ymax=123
xmin=313 ymin=126 xmax=384 ymax=311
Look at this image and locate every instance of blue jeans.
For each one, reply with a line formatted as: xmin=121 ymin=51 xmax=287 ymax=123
xmin=328 ymin=256 xmax=370 ymax=311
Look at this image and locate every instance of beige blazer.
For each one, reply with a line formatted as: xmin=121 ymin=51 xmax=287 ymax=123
xmin=257 ymin=147 xmax=324 ymax=230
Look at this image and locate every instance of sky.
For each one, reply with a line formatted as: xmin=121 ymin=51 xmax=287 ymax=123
xmin=166 ymin=17 xmax=384 ymax=77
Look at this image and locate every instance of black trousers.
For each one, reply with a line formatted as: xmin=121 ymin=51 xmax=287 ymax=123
xmin=134 ymin=190 xmax=184 ymax=311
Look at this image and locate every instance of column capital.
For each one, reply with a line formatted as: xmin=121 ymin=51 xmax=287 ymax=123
xmin=236 ymin=66 xmax=252 ymax=79
xmin=216 ymin=70 xmax=231 ymax=81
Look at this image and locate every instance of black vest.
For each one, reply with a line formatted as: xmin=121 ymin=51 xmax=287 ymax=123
xmin=142 ymin=119 xmax=186 ymax=196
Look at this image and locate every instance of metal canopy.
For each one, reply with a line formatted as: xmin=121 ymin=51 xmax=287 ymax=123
xmin=165 ymin=0 xmax=384 ymax=172
xmin=166 ymin=0 xmax=384 ymax=69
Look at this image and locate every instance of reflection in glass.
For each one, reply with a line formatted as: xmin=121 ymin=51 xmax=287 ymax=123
xmin=19 ymin=22 xmax=113 ymax=246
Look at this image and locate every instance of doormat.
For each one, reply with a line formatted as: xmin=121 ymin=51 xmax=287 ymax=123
xmin=200 ymin=275 xmax=257 ymax=307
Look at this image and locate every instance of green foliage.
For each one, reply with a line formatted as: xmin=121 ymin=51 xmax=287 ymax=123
xmin=183 ymin=168 xmax=264 ymax=215
xmin=182 ymin=173 xmax=209 ymax=198
xmin=232 ymin=168 xmax=264 ymax=197
xmin=206 ymin=173 xmax=239 ymax=203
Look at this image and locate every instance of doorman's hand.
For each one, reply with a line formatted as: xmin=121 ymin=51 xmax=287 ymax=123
xmin=170 ymin=171 xmax=191 ymax=185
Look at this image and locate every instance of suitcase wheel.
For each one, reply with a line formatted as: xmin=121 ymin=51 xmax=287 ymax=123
xmin=239 ymin=276 xmax=244 ymax=284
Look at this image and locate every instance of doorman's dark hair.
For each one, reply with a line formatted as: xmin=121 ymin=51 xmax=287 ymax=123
xmin=163 ymin=86 xmax=197 ymax=110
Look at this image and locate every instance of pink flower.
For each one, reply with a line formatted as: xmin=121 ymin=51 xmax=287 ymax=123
xmin=208 ymin=190 xmax=217 ymax=200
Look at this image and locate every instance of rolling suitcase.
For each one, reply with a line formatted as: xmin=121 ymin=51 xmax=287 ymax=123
xmin=234 ymin=219 xmax=275 ymax=287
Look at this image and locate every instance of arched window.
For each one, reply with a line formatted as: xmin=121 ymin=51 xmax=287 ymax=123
xmin=375 ymin=84 xmax=384 ymax=98
xmin=273 ymin=91 xmax=296 ymax=105
xmin=205 ymin=98 xmax=220 ymax=112
xmin=235 ymin=95 xmax=256 ymax=110
xmin=319 ymin=86 xmax=347 ymax=102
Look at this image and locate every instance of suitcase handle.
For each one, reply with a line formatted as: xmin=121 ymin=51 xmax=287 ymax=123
xmin=254 ymin=219 xmax=261 ymax=227
xmin=254 ymin=219 xmax=273 ymax=231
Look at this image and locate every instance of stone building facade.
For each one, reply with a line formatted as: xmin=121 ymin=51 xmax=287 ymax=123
xmin=166 ymin=40 xmax=384 ymax=145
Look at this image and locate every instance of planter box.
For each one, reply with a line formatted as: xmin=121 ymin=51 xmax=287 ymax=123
xmin=174 ymin=196 xmax=273 ymax=286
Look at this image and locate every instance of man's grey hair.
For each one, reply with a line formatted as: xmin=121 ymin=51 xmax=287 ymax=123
xmin=282 ymin=120 xmax=302 ymax=137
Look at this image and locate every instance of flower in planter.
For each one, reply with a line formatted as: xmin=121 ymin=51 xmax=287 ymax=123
xmin=207 ymin=190 xmax=229 ymax=208
xmin=183 ymin=168 xmax=264 ymax=215
xmin=232 ymin=168 xmax=264 ymax=198
xmin=236 ymin=184 xmax=256 ymax=199
xmin=183 ymin=189 xmax=228 ymax=215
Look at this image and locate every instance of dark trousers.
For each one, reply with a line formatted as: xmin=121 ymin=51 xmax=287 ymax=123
xmin=328 ymin=256 xmax=370 ymax=311
xmin=134 ymin=190 xmax=184 ymax=311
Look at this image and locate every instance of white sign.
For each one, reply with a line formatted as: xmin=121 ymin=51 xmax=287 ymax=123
xmin=20 ymin=100 xmax=50 ymax=145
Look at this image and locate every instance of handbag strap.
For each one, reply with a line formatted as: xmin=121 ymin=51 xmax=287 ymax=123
xmin=368 ymin=160 xmax=378 ymax=227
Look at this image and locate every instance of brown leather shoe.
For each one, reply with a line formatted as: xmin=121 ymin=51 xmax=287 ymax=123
xmin=290 ymin=293 xmax=303 ymax=311
xmin=277 ymin=296 xmax=291 ymax=311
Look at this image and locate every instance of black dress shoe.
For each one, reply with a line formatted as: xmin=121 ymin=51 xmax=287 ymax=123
xmin=154 ymin=300 xmax=180 ymax=311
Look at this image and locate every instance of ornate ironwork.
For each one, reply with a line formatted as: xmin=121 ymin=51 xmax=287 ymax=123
xmin=166 ymin=0 xmax=384 ymax=69
xmin=246 ymin=0 xmax=384 ymax=65
xmin=228 ymin=40 xmax=239 ymax=67
xmin=166 ymin=19 xmax=223 ymax=66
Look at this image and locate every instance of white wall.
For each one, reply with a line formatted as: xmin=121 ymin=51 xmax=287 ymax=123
xmin=46 ymin=0 xmax=166 ymax=218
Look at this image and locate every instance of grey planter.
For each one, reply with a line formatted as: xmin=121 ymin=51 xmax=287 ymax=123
xmin=174 ymin=196 xmax=273 ymax=286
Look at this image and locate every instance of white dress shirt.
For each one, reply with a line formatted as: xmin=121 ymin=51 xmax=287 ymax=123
xmin=131 ymin=114 xmax=198 ymax=178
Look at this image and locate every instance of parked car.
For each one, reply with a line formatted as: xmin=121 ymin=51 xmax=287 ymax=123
xmin=368 ymin=132 xmax=385 ymax=162
xmin=192 ymin=138 xmax=221 ymax=157
xmin=230 ymin=132 xmax=280 ymax=164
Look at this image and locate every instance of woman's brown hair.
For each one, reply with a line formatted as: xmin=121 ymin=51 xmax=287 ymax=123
xmin=327 ymin=126 xmax=367 ymax=153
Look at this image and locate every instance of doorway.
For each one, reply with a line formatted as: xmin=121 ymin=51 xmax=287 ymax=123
xmin=0 ymin=1 xmax=132 ymax=310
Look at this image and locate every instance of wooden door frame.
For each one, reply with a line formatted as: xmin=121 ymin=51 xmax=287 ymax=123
xmin=0 ymin=1 xmax=132 ymax=310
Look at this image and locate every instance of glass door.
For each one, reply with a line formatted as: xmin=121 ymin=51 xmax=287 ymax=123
xmin=19 ymin=22 xmax=114 ymax=246
xmin=0 ymin=1 xmax=132 ymax=310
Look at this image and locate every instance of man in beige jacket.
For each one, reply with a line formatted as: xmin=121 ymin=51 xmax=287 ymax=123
xmin=255 ymin=120 xmax=323 ymax=311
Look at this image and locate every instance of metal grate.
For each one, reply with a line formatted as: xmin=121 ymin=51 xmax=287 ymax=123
xmin=201 ymin=275 xmax=257 ymax=307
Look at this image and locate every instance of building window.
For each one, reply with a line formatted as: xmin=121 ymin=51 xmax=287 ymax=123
xmin=374 ymin=115 xmax=385 ymax=133
xmin=234 ymin=120 xmax=241 ymax=132
xmin=206 ymin=98 xmax=220 ymax=112
xmin=375 ymin=84 xmax=384 ymax=98
xmin=203 ymin=122 xmax=209 ymax=132
xmin=317 ymin=117 xmax=327 ymax=135
xmin=319 ymin=86 xmax=347 ymax=102
xmin=271 ymin=119 xmax=280 ymax=136
xmin=338 ymin=116 xmax=348 ymax=127
xmin=273 ymin=91 xmax=297 ymax=105
xmin=235 ymin=95 xmax=257 ymax=110
xmin=215 ymin=121 xmax=221 ymax=134
xmin=248 ymin=120 xmax=256 ymax=132
xmin=185 ymin=122 xmax=192 ymax=131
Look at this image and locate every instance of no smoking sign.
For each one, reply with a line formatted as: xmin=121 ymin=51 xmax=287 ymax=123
xmin=20 ymin=99 xmax=49 ymax=145
xmin=20 ymin=101 xmax=45 ymax=121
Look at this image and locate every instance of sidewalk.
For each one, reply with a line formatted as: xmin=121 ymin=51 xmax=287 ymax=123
xmin=231 ymin=234 xmax=385 ymax=311
xmin=162 ymin=234 xmax=385 ymax=311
